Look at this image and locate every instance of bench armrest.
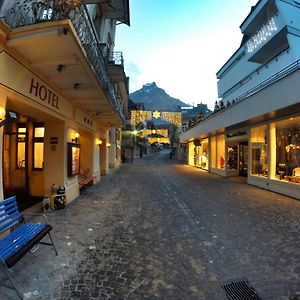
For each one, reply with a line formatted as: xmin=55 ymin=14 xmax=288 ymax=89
xmin=22 ymin=213 xmax=49 ymax=224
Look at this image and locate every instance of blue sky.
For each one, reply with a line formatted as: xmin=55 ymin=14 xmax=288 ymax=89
xmin=116 ymin=0 xmax=258 ymax=109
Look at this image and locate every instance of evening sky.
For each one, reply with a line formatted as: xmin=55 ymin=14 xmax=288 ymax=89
xmin=116 ymin=0 xmax=258 ymax=109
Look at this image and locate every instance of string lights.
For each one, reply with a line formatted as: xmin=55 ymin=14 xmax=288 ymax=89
xmin=246 ymin=16 xmax=278 ymax=53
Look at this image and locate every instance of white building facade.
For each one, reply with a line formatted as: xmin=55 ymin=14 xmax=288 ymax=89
xmin=180 ymin=0 xmax=300 ymax=200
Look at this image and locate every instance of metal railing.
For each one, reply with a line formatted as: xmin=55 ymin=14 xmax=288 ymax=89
xmin=233 ymin=58 xmax=300 ymax=103
xmin=4 ymin=0 xmax=125 ymax=123
xmin=107 ymin=51 xmax=124 ymax=66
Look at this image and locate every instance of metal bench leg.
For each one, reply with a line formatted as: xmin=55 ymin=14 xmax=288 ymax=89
xmin=0 ymin=259 xmax=23 ymax=300
xmin=48 ymin=231 xmax=58 ymax=256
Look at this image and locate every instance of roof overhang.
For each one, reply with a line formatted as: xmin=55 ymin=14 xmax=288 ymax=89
xmin=5 ymin=20 xmax=123 ymax=127
xmin=84 ymin=0 xmax=130 ymax=26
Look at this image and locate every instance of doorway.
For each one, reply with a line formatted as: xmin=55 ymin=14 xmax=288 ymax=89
xmin=239 ymin=141 xmax=248 ymax=177
xmin=3 ymin=123 xmax=43 ymax=211
xmin=3 ymin=130 xmax=28 ymax=197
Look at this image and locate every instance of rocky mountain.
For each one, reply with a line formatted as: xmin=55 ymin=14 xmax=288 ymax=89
xmin=130 ymin=82 xmax=190 ymax=112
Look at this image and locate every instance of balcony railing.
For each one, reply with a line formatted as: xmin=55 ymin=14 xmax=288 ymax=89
xmin=107 ymin=51 xmax=124 ymax=66
xmin=4 ymin=0 xmax=125 ymax=123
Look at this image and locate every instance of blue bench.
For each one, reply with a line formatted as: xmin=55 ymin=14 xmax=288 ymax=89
xmin=0 ymin=196 xmax=58 ymax=299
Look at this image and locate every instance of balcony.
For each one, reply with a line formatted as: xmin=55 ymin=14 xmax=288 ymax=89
xmin=84 ymin=0 xmax=130 ymax=26
xmin=3 ymin=0 xmax=126 ymax=126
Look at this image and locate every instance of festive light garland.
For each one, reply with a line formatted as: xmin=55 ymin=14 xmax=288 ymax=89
xmin=130 ymin=110 xmax=182 ymax=127
xmin=246 ymin=16 xmax=277 ymax=53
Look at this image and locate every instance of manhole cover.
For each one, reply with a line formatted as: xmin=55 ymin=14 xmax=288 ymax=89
xmin=221 ymin=279 xmax=262 ymax=300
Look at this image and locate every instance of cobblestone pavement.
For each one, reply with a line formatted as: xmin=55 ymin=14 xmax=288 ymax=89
xmin=1 ymin=150 xmax=300 ymax=300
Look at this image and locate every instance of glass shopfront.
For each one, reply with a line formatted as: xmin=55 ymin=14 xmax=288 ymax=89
xmin=200 ymin=138 xmax=209 ymax=170
xmin=275 ymin=116 xmax=300 ymax=184
xmin=193 ymin=138 xmax=209 ymax=170
xmin=217 ymin=135 xmax=225 ymax=169
xmin=251 ymin=125 xmax=268 ymax=177
xmin=210 ymin=136 xmax=216 ymax=168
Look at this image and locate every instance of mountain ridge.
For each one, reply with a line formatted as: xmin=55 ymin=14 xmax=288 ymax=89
xmin=129 ymin=82 xmax=190 ymax=112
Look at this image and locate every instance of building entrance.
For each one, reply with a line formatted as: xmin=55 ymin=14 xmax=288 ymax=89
xmin=239 ymin=141 xmax=248 ymax=177
xmin=3 ymin=122 xmax=43 ymax=211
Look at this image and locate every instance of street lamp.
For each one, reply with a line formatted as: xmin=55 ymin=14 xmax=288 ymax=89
xmin=132 ymin=130 xmax=138 ymax=159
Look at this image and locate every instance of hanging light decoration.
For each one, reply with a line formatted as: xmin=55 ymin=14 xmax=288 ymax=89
xmin=246 ymin=16 xmax=278 ymax=53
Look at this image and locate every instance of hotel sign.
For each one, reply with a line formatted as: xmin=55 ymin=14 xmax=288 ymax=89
xmin=30 ymin=78 xmax=60 ymax=109
xmin=0 ymin=51 xmax=72 ymax=118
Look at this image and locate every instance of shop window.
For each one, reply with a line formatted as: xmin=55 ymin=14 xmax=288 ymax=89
xmin=227 ymin=146 xmax=238 ymax=170
xmin=251 ymin=125 xmax=268 ymax=177
xmin=210 ymin=136 xmax=216 ymax=168
xmin=33 ymin=124 xmax=45 ymax=170
xmin=275 ymin=117 xmax=300 ymax=183
xmin=217 ymin=135 xmax=225 ymax=169
xmin=200 ymin=138 xmax=209 ymax=170
xmin=17 ymin=125 xmax=26 ymax=168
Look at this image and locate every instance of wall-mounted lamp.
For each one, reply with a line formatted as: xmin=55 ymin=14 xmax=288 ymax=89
xmin=0 ymin=106 xmax=17 ymax=127
xmin=106 ymin=142 xmax=111 ymax=148
xmin=72 ymin=132 xmax=80 ymax=143
xmin=96 ymin=138 xmax=103 ymax=146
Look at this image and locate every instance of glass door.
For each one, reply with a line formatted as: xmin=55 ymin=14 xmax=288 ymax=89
xmin=239 ymin=141 xmax=248 ymax=177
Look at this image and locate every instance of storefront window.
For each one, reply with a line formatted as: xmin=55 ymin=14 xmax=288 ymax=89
xmin=194 ymin=145 xmax=200 ymax=167
xmin=33 ymin=124 xmax=45 ymax=169
xmin=227 ymin=146 xmax=238 ymax=170
xmin=188 ymin=142 xmax=195 ymax=166
xmin=210 ymin=136 xmax=216 ymax=168
xmin=217 ymin=135 xmax=225 ymax=169
xmin=275 ymin=117 xmax=300 ymax=184
xmin=251 ymin=125 xmax=268 ymax=177
xmin=200 ymin=138 xmax=209 ymax=170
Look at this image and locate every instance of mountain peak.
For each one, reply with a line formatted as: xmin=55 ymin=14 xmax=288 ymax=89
xmin=142 ymin=82 xmax=157 ymax=90
xmin=130 ymin=82 xmax=189 ymax=112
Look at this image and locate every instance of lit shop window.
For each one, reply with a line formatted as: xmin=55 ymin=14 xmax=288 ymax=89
xmin=210 ymin=136 xmax=216 ymax=168
xmin=17 ymin=126 xmax=26 ymax=168
xmin=217 ymin=135 xmax=225 ymax=169
xmin=275 ymin=117 xmax=300 ymax=184
xmin=251 ymin=125 xmax=268 ymax=177
xmin=227 ymin=146 xmax=238 ymax=170
xmin=200 ymin=138 xmax=209 ymax=170
xmin=33 ymin=124 xmax=45 ymax=170
xmin=194 ymin=139 xmax=208 ymax=169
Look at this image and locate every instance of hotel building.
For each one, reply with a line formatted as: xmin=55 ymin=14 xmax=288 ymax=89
xmin=0 ymin=0 xmax=130 ymax=210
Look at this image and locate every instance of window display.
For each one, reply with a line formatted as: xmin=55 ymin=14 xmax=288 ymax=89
xmin=193 ymin=139 xmax=209 ymax=170
xmin=275 ymin=117 xmax=300 ymax=183
xmin=251 ymin=126 xmax=268 ymax=177
xmin=200 ymin=139 xmax=209 ymax=170
xmin=217 ymin=135 xmax=225 ymax=169
xmin=210 ymin=136 xmax=216 ymax=168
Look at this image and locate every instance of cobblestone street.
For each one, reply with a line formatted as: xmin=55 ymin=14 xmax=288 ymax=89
xmin=1 ymin=150 xmax=300 ymax=300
